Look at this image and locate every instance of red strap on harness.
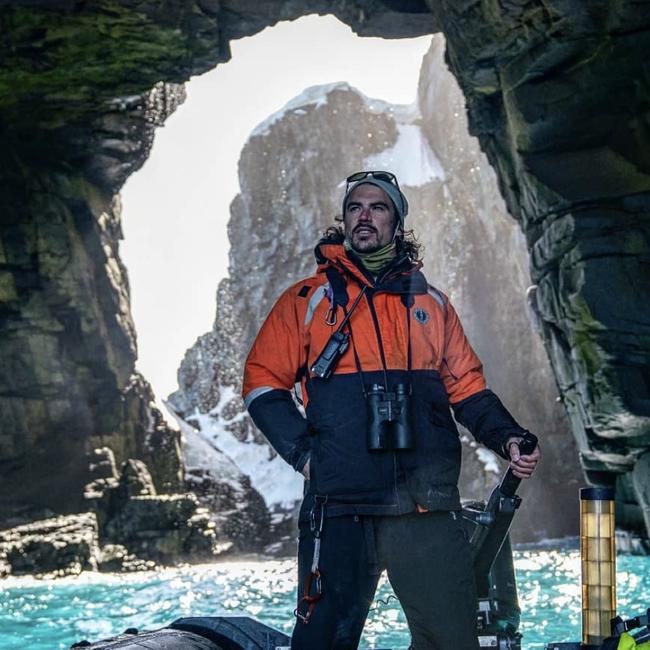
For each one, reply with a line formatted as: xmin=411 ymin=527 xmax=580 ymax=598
xmin=294 ymin=568 xmax=323 ymax=624
xmin=295 ymin=496 xmax=327 ymax=624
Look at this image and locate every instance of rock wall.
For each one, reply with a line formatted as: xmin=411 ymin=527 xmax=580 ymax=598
xmin=427 ymin=1 xmax=650 ymax=532
xmin=415 ymin=36 xmax=582 ymax=537
xmin=0 ymin=454 xmax=218 ymax=578
xmin=0 ymin=81 xmax=185 ymax=522
xmin=170 ymin=39 xmax=582 ymax=542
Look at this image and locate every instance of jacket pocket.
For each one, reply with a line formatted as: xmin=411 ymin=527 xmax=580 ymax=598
xmin=312 ymin=424 xmax=394 ymax=497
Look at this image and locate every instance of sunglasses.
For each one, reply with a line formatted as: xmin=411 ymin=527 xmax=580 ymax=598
xmin=345 ymin=171 xmax=400 ymax=193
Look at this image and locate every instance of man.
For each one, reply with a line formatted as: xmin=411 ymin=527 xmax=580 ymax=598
xmin=243 ymin=170 xmax=541 ymax=649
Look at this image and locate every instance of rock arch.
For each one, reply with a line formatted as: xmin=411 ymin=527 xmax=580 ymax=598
xmin=0 ymin=1 xmax=648 ymax=536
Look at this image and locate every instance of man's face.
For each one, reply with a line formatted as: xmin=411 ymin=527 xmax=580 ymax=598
xmin=343 ymin=184 xmax=398 ymax=253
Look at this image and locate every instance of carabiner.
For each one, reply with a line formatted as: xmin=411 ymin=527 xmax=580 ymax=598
xmin=310 ymin=495 xmax=327 ymax=535
xmin=294 ymin=569 xmax=323 ymax=624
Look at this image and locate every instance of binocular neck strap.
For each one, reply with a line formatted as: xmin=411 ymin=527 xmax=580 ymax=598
xmin=342 ymin=286 xmax=389 ymax=397
xmin=346 ymin=287 xmax=414 ymax=395
xmin=346 ymin=304 xmax=372 ymax=399
xmin=406 ymin=304 xmax=413 ymax=382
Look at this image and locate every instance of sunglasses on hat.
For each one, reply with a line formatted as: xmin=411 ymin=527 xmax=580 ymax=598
xmin=345 ymin=170 xmax=400 ymax=193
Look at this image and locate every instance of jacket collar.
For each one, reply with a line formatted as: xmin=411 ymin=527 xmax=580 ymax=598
xmin=314 ymin=242 xmax=427 ymax=295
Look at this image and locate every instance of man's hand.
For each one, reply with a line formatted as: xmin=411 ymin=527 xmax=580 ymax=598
xmin=507 ymin=436 xmax=541 ymax=479
xmin=301 ymin=458 xmax=310 ymax=480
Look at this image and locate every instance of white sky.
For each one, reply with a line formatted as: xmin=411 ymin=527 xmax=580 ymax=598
xmin=120 ymin=15 xmax=432 ymax=403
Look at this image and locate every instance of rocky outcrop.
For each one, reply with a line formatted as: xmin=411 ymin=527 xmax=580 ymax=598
xmin=0 ymin=513 xmax=100 ymax=577
xmin=426 ymin=3 xmax=650 ymax=513
xmin=168 ymin=406 xmax=285 ymax=554
xmin=0 ymin=1 xmax=648 ymax=540
xmin=85 ymin=451 xmax=218 ymax=566
xmin=0 ymin=450 xmax=221 ymax=578
xmin=1 ymin=4 xmax=193 ymax=524
xmin=0 ymin=140 xmax=184 ymax=521
xmin=171 ymin=55 xmax=582 ymax=542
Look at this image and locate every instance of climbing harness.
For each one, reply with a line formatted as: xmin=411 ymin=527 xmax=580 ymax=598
xmin=295 ymin=496 xmax=328 ymax=624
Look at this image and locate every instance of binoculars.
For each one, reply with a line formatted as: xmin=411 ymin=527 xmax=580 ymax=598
xmin=366 ymin=383 xmax=414 ymax=451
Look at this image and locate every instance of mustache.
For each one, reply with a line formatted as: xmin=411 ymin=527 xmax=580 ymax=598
xmin=353 ymin=224 xmax=377 ymax=234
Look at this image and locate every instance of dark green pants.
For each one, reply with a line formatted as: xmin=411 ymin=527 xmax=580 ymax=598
xmin=291 ymin=511 xmax=479 ymax=650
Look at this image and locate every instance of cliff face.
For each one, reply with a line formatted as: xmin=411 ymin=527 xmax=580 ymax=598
xmin=427 ymin=2 xmax=650 ymax=529
xmin=0 ymin=1 xmax=648 ymax=540
xmin=170 ymin=38 xmax=582 ymax=542
xmin=414 ymin=36 xmax=582 ymax=536
xmin=0 ymin=78 xmax=186 ymax=521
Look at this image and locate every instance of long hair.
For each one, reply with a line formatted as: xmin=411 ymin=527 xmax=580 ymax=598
xmin=321 ymin=224 xmax=423 ymax=263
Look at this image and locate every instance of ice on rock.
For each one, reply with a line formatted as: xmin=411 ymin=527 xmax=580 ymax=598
xmin=364 ymin=123 xmax=445 ymax=186
xmin=182 ymin=387 xmax=303 ymax=509
xmin=251 ymin=81 xmax=349 ymax=137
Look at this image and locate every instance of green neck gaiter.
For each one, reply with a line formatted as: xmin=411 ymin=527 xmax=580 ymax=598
xmin=344 ymin=239 xmax=397 ymax=274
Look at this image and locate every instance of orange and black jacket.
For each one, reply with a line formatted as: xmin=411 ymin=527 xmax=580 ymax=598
xmin=243 ymin=242 xmax=528 ymax=517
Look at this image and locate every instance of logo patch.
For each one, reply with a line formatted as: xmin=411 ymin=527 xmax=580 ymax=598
xmin=414 ymin=308 xmax=429 ymax=324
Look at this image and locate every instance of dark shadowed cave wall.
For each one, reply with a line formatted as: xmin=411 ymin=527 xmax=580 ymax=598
xmin=0 ymin=1 xmax=648 ymax=538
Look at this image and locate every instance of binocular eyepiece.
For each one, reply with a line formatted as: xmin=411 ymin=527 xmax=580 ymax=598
xmin=366 ymin=383 xmax=414 ymax=451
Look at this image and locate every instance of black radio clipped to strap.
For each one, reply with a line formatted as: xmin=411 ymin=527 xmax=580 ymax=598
xmin=310 ymin=285 xmax=367 ymax=380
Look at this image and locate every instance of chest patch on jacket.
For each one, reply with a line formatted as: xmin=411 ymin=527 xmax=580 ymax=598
xmin=414 ymin=307 xmax=430 ymax=324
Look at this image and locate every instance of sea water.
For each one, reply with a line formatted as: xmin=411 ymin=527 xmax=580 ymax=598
xmin=1 ymin=548 xmax=649 ymax=650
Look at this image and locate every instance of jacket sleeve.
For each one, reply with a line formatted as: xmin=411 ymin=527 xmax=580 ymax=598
xmin=242 ymin=287 xmax=311 ymax=472
xmin=452 ymin=389 xmax=529 ymax=459
xmin=441 ymin=298 xmax=529 ymax=459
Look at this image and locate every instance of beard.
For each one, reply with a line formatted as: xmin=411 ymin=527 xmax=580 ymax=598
xmin=347 ymin=226 xmax=383 ymax=253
